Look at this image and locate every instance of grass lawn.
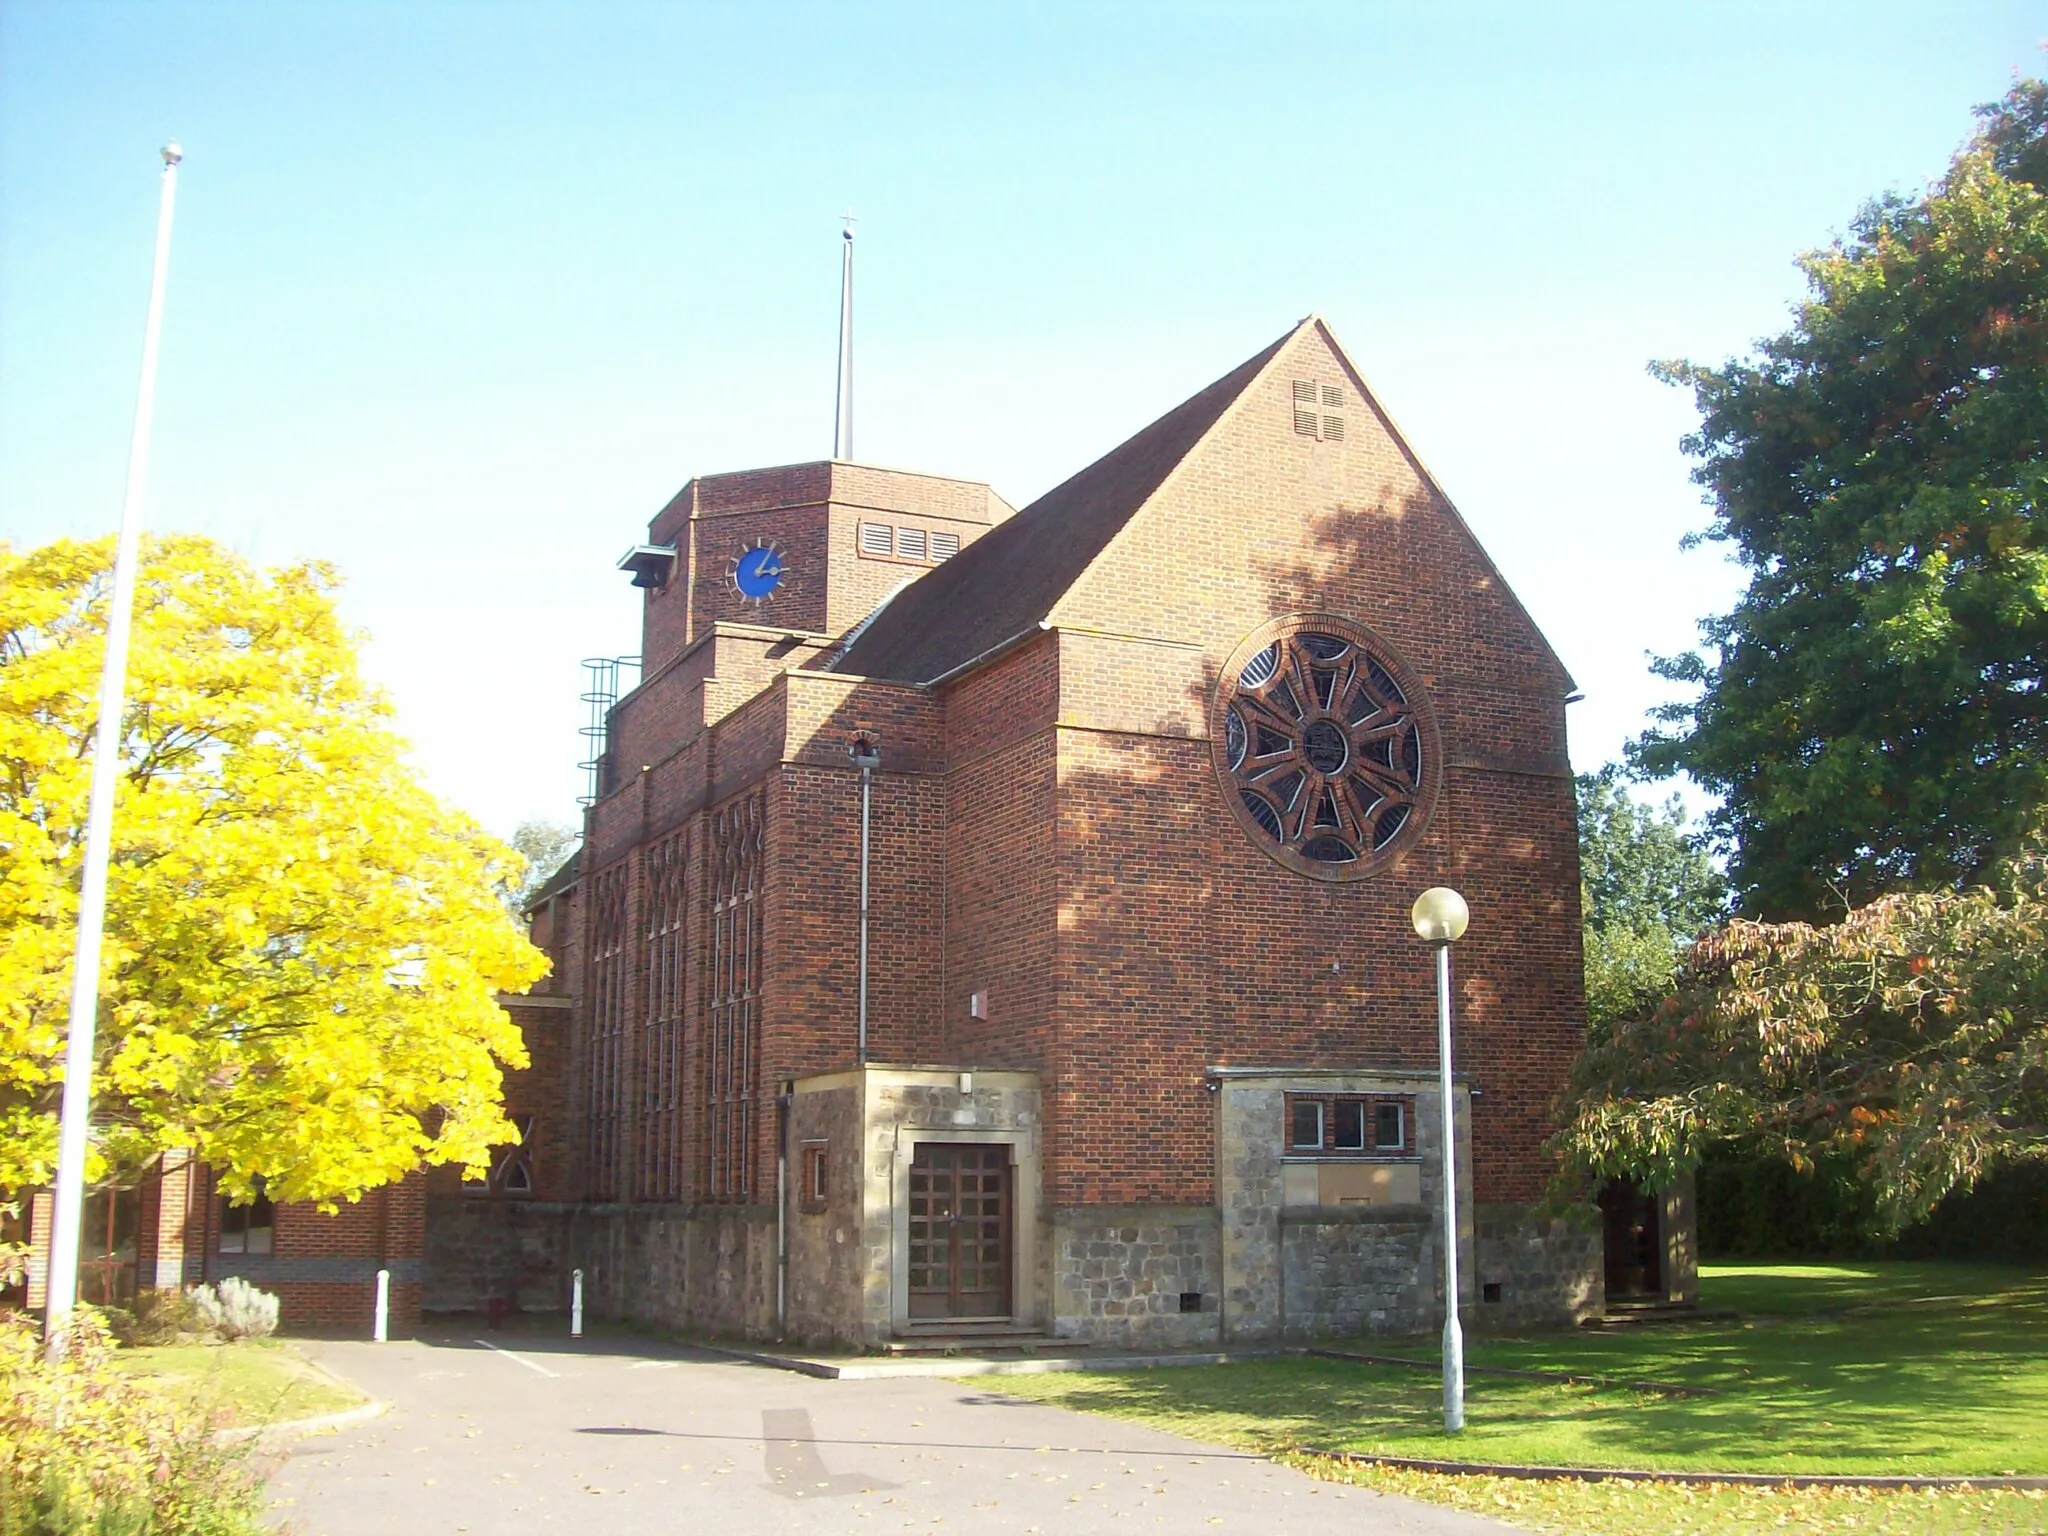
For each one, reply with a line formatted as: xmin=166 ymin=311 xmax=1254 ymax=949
xmin=974 ymin=1262 xmax=2048 ymax=1535
xmin=110 ymin=1339 xmax=366 ymax=1428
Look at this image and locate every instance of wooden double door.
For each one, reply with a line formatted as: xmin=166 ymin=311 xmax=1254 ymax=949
xmin=907 ymin=1142 xmax=1012 ymax=1320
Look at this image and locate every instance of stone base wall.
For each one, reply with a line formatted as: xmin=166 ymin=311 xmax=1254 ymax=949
xmin=570 ymin=1203 xmax=777 ymax=1339
xmin=1273 ymin=1202 xmax=1600 ymax=1339
xmin=1278 ymin=1207 xmax=1435 ymax=1339
xmin=424 ymin=1198 xmax=780 ymax=1338
xmin=423 ymin=1198 xmax=576 ymax=1314
xmin=1473 ymin=1203 xmax=1602 ymax=1329
xmin=1051 ymin=1205 xmax=1222 ymax=1347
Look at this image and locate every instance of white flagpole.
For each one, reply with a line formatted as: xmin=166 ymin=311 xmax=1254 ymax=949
xmin=45 ymin=141 xmax=183 ymax=1357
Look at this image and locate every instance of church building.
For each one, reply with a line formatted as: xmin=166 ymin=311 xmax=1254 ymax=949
xmin=433 ymin=315 xmax=1610 ymax=1346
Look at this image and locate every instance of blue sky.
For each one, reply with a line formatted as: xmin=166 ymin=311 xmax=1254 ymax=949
xmin=3 ymin=2 xmax=2041 ymax=838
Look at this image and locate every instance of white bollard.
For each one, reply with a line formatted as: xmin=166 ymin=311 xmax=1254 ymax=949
xmin=373 ymin=1268 xmax=389 ymax=1343
xmin=571 ymin=1268 xmax=584 ymax=1339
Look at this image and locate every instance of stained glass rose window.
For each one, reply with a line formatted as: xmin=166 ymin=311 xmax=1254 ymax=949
xmin=1213 ymin=616 xmax=1438 ymax=879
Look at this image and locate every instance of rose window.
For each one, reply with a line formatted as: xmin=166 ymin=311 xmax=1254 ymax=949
xmin=1214 ymin=618 xmax=1437 ymax=879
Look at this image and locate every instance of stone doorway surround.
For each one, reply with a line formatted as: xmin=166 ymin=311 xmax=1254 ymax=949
xmin=785 ymin=1065 xmax=1041 ymax=1348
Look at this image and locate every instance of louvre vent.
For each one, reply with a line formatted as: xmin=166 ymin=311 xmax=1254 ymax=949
xmin=1291 ymin=379 xmax=1344 ymax=443
xmin=858 ymin=520 xmax=959 ymax=564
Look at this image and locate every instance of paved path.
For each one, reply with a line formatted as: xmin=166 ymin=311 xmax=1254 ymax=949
xmin=270 ymin=1325 xmax=1511 ymax=1535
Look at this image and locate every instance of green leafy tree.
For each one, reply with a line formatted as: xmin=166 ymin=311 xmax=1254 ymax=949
xmin=1577 ymin=767 xmax=1728 ymax=1029
xmin=1637 ymin=77 xmax=2048 ymax=920
xmin=507 ymin=819 xmax=579 ymax=913
xmin=1552 ymin=826 xmax=2048 ymax=1232
xmin=0 ymin=534 xmax=548 ymax=1203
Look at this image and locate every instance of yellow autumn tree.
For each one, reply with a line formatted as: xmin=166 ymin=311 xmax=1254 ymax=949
xmin=0 ymin=534 xmax=547 ymax=1204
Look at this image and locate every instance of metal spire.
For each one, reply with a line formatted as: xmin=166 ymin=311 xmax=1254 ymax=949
xmin=832 ymin=212 xmax=855 ymax=460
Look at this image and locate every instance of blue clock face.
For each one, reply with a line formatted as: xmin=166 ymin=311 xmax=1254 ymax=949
xmin=733 ymin=544 xmax=785 ymax=601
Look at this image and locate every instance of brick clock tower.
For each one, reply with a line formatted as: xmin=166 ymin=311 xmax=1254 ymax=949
xmin=623 ymin=462 xmax=1016 ymax=673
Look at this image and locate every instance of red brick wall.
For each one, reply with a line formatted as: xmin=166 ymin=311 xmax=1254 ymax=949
xmin=940 ymin=637 xmax=1061 ymax=1071
xmin=1036 ymin=322 xmax=1581 ymax=1207
xmin=196 ymin=1167 xmax=427 ymax=1332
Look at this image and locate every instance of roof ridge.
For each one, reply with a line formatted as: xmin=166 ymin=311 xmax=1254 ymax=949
xmin=830 ymin=321 xmax=1302 ymax=684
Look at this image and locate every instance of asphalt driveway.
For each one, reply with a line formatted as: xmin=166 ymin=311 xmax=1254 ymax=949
xmin=270 ymin=1324 xmax=1511 ymax=1535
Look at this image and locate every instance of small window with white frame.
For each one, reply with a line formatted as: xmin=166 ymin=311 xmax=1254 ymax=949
xmin=1332 ymin=1098 xmax=1367 ymax=1152
xmin=1374 ymin=1100 xmax=1405 ymax=1151
xmin=799 ymin=1142 xmax=828 ymax=1212
xmin=1286 ymin=1093 xmax=1414 ymax=1157
xmin=1289 ymin=1099 xmax=1324 ymax=1151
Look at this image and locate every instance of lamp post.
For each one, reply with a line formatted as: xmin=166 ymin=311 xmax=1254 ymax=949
xmin=46 ymin=141 xmax=183 ymax=1358
xmin=1411 ymin=885 xmax=1469 ymax=1433
xmin=849 ymin=732 xmax=880 ymax=1064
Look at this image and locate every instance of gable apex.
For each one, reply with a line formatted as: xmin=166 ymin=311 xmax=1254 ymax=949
xmin=1302 ymin=317 xmax=1575 ymax=692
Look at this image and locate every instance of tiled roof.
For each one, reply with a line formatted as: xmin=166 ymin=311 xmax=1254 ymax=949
xmin=831 ymin=323 xmax=1297 ymax=684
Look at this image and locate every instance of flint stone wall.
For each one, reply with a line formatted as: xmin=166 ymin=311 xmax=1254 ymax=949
xmin=1051 ymin=1205 xmax=1222 ymax=1347
xmin=422 ymin=1198 xmax=574 ymax=1314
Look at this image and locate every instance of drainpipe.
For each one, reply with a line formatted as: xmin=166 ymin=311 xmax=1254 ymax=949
xmin=775 ymin=1085 xmax=792 ymax=1338
xmin=848 ymin=733 xmax=881 ymax=1065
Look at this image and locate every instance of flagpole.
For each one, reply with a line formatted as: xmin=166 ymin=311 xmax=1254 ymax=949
xmin=45 ymin=140 xmax=183 ymax=1357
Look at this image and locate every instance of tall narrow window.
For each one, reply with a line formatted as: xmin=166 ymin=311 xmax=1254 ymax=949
xmin=706 ymin=792 xmax=764 ymax=1202
xmin=641 ymin=831 xmax=689 ymax=1200
xmin=587 ymin=861 xmax=630 ymax=1200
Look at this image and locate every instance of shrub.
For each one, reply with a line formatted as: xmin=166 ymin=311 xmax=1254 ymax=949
xmin=186 ymin=1280 xmax=278 ymax=1343
xmin=0 ymin=1307 xmax=266 ymax=1535
xmin=126 ymin=1291 xmax=213 ymax=1347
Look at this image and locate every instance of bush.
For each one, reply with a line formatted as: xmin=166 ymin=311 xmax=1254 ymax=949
xmin=185 ymin=1280 xmax=278 ymax=1343
xmin=118 ymin=1291 xmax=213 ymax=1348
xmin=0 ymin=1307 xmax=266 ymax=1535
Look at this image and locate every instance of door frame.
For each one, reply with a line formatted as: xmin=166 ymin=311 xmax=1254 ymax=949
xmin=889 ymin=1125 xmax=1038 ymax=1333
xmin=906 ymin=1141 xmax=1014 ymax=1320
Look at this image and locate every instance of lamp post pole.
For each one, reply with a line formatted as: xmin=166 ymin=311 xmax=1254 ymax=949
xmin=46 ymin=141 xmax=183 ymax=1358
xmin=1411 ymin=886 xmax=1469 ymax=1434
xmin=849 ymin=733 xmax=880 ymax=1065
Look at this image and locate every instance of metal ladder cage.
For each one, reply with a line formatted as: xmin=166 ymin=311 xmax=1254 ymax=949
xmin=577 ymin=655 xmax=642 ymax=807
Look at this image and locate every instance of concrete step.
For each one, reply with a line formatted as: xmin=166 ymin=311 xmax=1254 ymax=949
xmin=1581 ymin=1300 xmax=1736 ymax=1331
xmin=882 ymin=1327 xmax=1075 ymax=1355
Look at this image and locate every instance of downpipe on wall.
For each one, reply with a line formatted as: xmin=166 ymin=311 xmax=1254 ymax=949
xmin=776 ymin=1085 xmax=791 ymax=1338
